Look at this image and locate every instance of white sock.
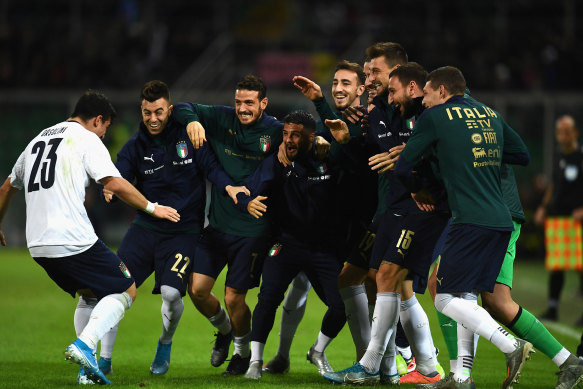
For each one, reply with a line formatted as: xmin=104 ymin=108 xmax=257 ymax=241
xmin=449 ymin=359 xmax=457 ymax=373
xmin=396 ymin=345 xmax=412 ymax=361
xmin=99 ymin=324 xmax=118 ymax=359
xmin=250 ymin=341 xmax=265 ymax=363
xmin=454 ymin=322 xmax=475 ymax=382
xmin=233 ymin=331 xmax=251 ymax=357
xmin=359 ymin=292 xmax=400 ymax=373
xmin=74 ymin=296 xmax=97 ymax=336
xmin=380 ymin=323 xmax=398 ymax=377
xmin=277 ymin=272 xmax=310 ymax=358
xmin=437 ymin=293 xmax=517 ymax=354
xmin=79 ymin=293 xmax=132 ymax=350
xmin=400 ymin=295 xmax=436 ymax=375
xmin=340 ymin=285 xmax=371 ymax=360
xmin=159 ymin=285 xmax=184 ymax=344
xmin=313 ymin=331 xmax=333 ymax=353
xmin=552 ymin=349 xmax=571 ymax=367
xmin=209 ymin=306 xmax=232 ymax=335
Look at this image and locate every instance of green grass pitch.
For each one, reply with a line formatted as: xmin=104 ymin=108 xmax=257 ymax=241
xmin=1 ymin=247 xmax=581 ymax=388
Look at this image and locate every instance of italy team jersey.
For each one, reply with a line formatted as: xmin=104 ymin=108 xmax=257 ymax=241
xmin=9 ymin=120 xmax=121 ymax=257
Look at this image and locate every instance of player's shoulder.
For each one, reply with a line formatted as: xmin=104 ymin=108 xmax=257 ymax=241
xmin=259 ymin=112 xmax=284 ymax=130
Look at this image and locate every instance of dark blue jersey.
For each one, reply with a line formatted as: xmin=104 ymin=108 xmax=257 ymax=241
xmin=237 ymin=149 xmax=345 ymax=252
xmin=115 ymin=115 xmax=233 ymax=233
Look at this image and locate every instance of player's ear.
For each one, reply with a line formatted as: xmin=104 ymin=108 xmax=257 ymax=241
xmin=260 ymin=97 xmax=268 ymax=110
xmin=168 ymin=104 xmax=174 ymax=115
xmin=356 ymin=84 xmax=365 ymax=97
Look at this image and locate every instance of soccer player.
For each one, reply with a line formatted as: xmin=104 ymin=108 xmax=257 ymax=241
xmin=88 ymin=80 xmax=248 ymax=378
xmin=0 ymin=90 xmax=180 ymax=385
xmin=260 ymin=60 xmax=372 ymax=375
xmin=535 ymin=115 xmax=583 ymax=324
xmin=234 ymin=110 xmax=348 ymax=380
xmin=394 ymin=66 xmax=533 ymax=389
xmin=325 ymin=62 xmax=447 ymax=386
xmin=422 ymin=164 xmax=583 ymax=389
xmin=172 ymin=75 xmax=284 ymax=375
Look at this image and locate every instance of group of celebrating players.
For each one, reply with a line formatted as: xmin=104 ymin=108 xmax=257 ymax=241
xmin=1 ymin=41 xmax=583 ymax=389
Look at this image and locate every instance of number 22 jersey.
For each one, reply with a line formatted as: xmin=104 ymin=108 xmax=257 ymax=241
xmin=9 ymin=120 xmax=121 ymax=257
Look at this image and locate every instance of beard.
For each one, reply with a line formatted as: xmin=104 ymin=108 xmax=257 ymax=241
xmin=400 ymin=97 xmax=417 ymax=119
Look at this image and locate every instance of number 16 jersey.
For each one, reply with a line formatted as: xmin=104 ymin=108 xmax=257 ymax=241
xmin=9 ymin=120 xmax=121 ymax=257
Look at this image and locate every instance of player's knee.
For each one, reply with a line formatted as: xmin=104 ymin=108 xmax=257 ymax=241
xmin=434 ymin=292 xmax=454 ymax=313
xmin=161 ymin=285 xmax=182 ymax=303
xmin=224 ymin=288 xmax=247 ymax=311
xmin=112 ymin=292 xmax=133 ymax=310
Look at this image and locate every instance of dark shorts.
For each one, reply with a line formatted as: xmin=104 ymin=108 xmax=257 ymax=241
xmin=346 ymin=217 xmax=380 ymax=270
xmin=117 ymin=224 xmax=197 ymax=296
xmin=371 ymin=211 xmax=449 ymax=293
xmin=192 ymin=226 xmax=270 ymax=290
xmin=435 ymin=224 xmax=512 ymax=294
xmin=431 ymin=218 xmax=453 ymax=264
xmin=33 ymin=239 xmax=135 ymax=300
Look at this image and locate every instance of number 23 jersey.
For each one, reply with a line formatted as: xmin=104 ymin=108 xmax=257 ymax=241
xmin=9 ymin=120 xmax=121 ymax=257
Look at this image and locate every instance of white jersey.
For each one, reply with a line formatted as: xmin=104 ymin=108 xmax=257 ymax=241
xmin=9 ymin=120 xmax=121 ymax=257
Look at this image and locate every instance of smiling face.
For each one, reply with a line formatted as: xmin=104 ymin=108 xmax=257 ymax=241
xmin=331 ymin=69 xmax=364 ymax=111
xmin=283 ymin=122 xmax=314 ymax=160
xmin=141 ymin=97 xmax=172 ymax=135
xmin=422 ymin=81 xmax=443 ymax=109
xmin=235 ymin=89 xmax=267 ymax=125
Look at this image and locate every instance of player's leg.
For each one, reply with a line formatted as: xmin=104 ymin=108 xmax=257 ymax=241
xmin=74 ymin=295 xmax=98 ymax=384
xmin=303 ymin=251 xmax=346 ymax=376
xmin=148 ymin=233 xmax=195 ymax=374
xmin=223 ymin=233 xmax=269 ymax=376
xmin=263 ymin=271 xmax=311 ymax=374
xmin=187 ymin=227 xmax=232 ymax=368
xmin=481 ymin=221 xmax=583 ymax=388
xmin=55 ymin=240 xmax=137 ymax=385
xmin=435 ymin=225 xmax=534 ymax=389
xmin=245 ymin=243 xmax=300 ymax=379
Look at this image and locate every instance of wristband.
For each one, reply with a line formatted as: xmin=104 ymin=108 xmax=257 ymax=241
xmin=145 ymin=201 xmax=156 ymax=214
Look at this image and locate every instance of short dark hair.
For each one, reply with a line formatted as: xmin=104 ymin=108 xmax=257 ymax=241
xmin=389 ymin=62 xmax=428 ymax=88
xmin=71 ymin=90 xmax=116 ymax=123
xmin=335 ymin=60 xmax=366 ymax=85
xmin=366 ymin=42 xmax=408 ymax=69
xmin=283 ymin=110 xmax=316 ymax=133
xmin=427 ymin=66 xmax=466 ymax=95
xmin=236 ymin=74 xmax=267 ymax=100
xmin=141 ymin=80 xmax=170 ymax=103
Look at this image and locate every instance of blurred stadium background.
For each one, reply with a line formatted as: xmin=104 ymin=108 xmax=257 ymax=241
xmin=1 ymin=0 xmax=582 ymax=259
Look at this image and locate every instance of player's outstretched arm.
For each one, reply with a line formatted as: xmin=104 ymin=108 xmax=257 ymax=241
xmin=0 ymin=178 xmax=18 ymax=246
xmin=100 ymin=176 xmax=180 ymax=222
xmin=247 ymin=195 xmax=268 ymax=219
xmin=292 ymin=76 xmax=323 ymax=101
xmin=186 ymin=121 xmax=207 ymax=149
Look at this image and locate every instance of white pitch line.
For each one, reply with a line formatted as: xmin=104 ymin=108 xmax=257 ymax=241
xmin=540 ymin=320 xmax=581 ymax=340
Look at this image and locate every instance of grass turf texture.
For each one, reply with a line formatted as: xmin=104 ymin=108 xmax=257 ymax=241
xmin=1 ymin=247 xmax=582 ymax=388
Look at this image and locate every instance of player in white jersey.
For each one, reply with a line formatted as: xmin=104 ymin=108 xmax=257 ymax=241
xmin=0 ymin=90 xmax=180 ymax=386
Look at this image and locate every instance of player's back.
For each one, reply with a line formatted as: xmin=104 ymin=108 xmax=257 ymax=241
xmin=10 ymin=121 xmax=117 ymax=255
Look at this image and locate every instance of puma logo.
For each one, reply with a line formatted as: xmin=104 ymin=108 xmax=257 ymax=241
xmin=144 ymin=154 xmax=154 ymax=162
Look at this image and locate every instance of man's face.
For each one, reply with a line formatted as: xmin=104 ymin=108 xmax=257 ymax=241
xmin=422 ymin=81 xmax=442 ymax=109
xmin=142 ymin=98 xmax=172 ymax=136
xmin=93 ymin=116 xmax=112 ymax=139
xmin=283 ymin=122 xmax=313 ymax=160
xmin=235 ymin=89 xmax=267 ymax=125
xmin=364 ymin=61 xmax=378 ymax=103
xmin=369 ymin=56 xmax=397 ymax=93
xmin=388 ymin=75 xmax=412 ymax=115
xmin=555 ymin=118 xmax=578 ymax=149
xmin=331 ymin=69 xmax=364 ymax=111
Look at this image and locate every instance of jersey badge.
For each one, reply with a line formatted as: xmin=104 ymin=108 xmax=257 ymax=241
xmin=119 ymin=262 xmax=132 ymax=278
xmin=259 ymin=135 xmax=271 ymax=152
xmin=268 ymin=243 xmax=282 ymax=256
xmin=406 ymin=118 xmax=415 ymax=130
xmin=176 ymin=141 xmax=188 ymax=158
xmin=317 ymin=163 xmax=327 ymax=174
